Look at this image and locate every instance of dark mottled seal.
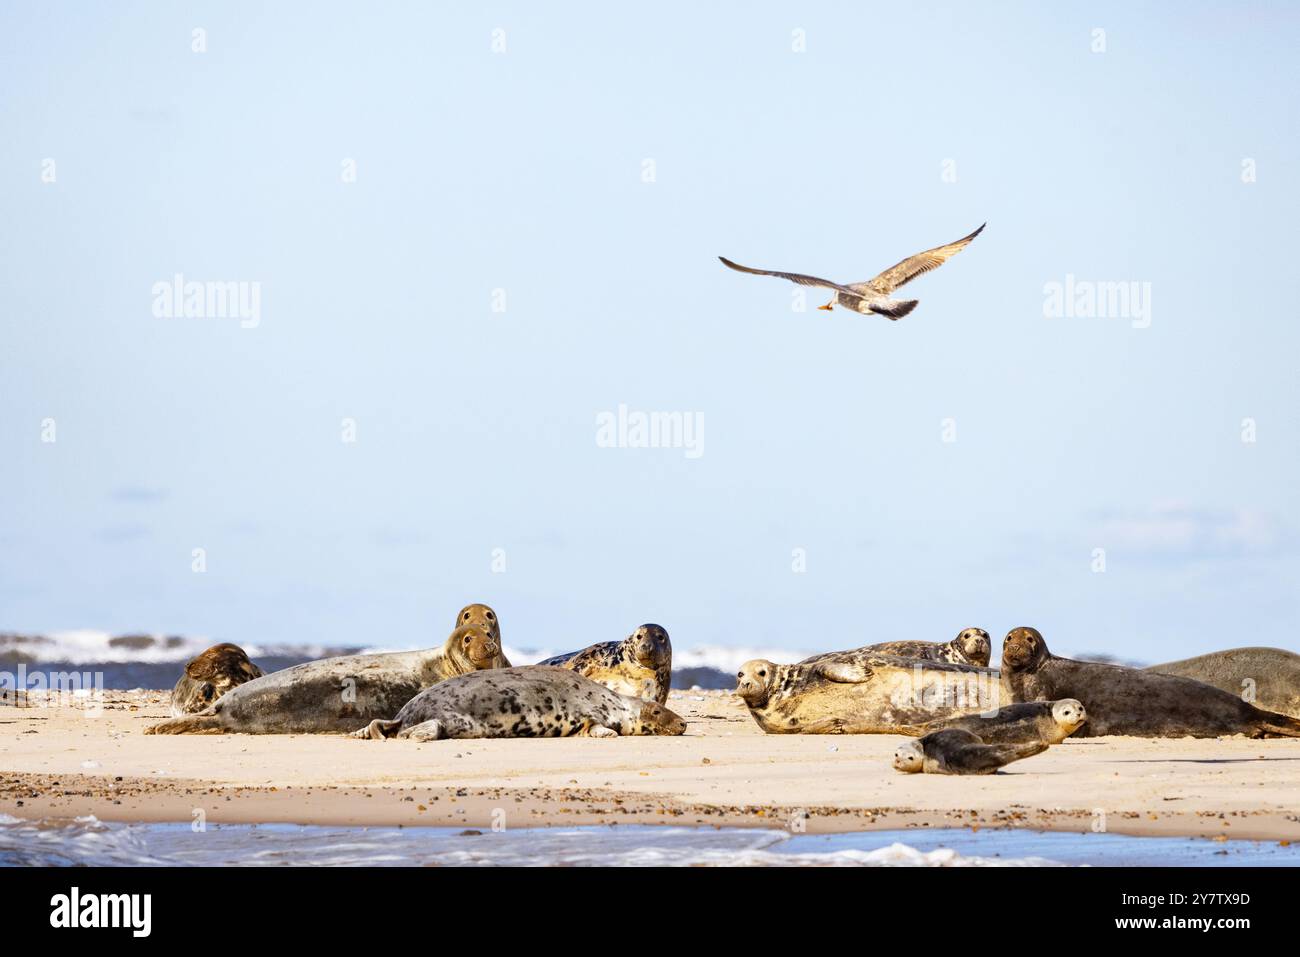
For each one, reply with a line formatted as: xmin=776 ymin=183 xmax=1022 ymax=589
xmin=801 ymin=627 xmax=991 ymax=669
xmin=455 ymin=602 xmax=511 ymax=667
xmin=1146 ymin=647 xmax=1300 ymax=719
xmin=911 ymin=699 xmax=1086 ymax=745
xmin=536 ymin=624 xmax=672 ymax=704
xmin=169 ymin=643 xmax=263 ymax=716
xmin=145 ymin=626 xmax=499 ymax=735
xmin=352 ymin=666 xmax=687 ymax=741
xmin=893 ymin=728 xmax=1048 ymax=775
xmin=1001 ymin=627 xmax=1300 ymax=739
xmin=735 ymin=653 xmax=1002 ymax=734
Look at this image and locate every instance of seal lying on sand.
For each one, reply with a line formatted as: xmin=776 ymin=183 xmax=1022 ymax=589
xmin=170 ymin=643 xmax=263 ymax=716
xmin=910 ymin=700 xmax=1086 ymax=745
xmin=1000 ymin=627 xmax=1300 ymax=739
xmin=801 ymin=627 xmax=992 ymax=669
xmin=1146 ymin=647 xmax=1300 ymax=719
xmin=145 ymin=625 xmax=499 ymax=735
xmin=735 ymin=654 xmax=1001 ymax=734
xmin=455 ymin=603 xmax=511 ymax=667
xmin=893 ymin=729 xmax=1048 ymax=775
xmin=351 ymin=666 xmax=687 ymax=741
xmin=536 ymin=624 xmax=672 ymax=704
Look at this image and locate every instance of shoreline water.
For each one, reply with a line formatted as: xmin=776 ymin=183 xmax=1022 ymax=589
xmin=4 ymin=689 xmax=1300 ymax=846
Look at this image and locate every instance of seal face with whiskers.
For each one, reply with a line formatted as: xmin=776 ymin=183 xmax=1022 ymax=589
xmin=720 ymin=223 xmax=984 ymax=320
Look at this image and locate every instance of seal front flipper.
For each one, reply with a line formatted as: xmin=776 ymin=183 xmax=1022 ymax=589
xmin=585 ymin=725 xmax=618 ymax=738
xmin=811 ymin=659 xmax=874 ymax=683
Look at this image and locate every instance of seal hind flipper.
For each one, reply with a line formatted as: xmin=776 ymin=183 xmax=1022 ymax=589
xmin=400 ymin=719 xmax=446 ymax=741
xmin=351 ymin=718 xmax=403 ymax=740
xmin=144 ymin=713 xmax=224 ymax=734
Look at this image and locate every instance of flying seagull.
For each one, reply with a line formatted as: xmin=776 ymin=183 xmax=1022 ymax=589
xmin=719 ymin=222 xmax=985 ymax=320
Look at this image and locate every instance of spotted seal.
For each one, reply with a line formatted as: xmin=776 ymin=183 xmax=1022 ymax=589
xmin=1000 ymin=627 xmax=1300 ymax=739
xmin=734 ymin=653 xmax=1001 ymax=734
xmin=801 ymin=627 xmax=991 ymax=669
xmin=892 ymin=728 xmax=1049 ymax=775
xmin=455 ymin=602 xmax=511 ymax=667
xmin=145 ymin=625 xmax=499 ymax=734
xmin=1145 ymin=647 xmax=1300 ymax=719
xmin=910 ymin=699 xmax=1086 ymax=745
xmin=351 ymin=666 xmax=687 ymax=740
xmin=169 ymin=643 xmax=263 ymax=716
xmin=536 ymin=624 xmax=672 ymax=704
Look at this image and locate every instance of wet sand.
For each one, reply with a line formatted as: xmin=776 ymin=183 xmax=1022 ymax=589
xmin=3 ymin=689 xmax=1299 ymax=841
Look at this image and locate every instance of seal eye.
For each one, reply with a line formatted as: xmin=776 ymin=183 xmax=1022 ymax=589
xmin=758 ymin=669 xmax=767 ymax=678
xmin=463 ymin=612 xmax=470 ymax=621
xmin=486 ymin=611 xmax=494 ymax=620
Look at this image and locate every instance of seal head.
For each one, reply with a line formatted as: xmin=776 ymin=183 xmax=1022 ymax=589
xmin=735 ymin=659 xmax=778 ymax=709
xmin=638 ymin=699 xmax=688 ymax=735
xmin=953 ymin=628 xmax=992 ymax=667
xmin=893 ymin=739 xmax=925 ymax=773
xmin=1001 ymin=626 xmax=1047 ymax=671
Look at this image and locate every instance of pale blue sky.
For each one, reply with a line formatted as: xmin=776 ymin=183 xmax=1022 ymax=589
xmin=2 ymin=2 xmax=1298 ymax=660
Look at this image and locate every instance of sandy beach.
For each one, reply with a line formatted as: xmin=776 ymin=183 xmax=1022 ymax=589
xmin=3 ymin=689 xmax=1299 ymax=843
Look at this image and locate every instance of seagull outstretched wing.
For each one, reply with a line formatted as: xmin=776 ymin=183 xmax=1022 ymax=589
xmin=849 ymin=223 xmax=986 ymax=296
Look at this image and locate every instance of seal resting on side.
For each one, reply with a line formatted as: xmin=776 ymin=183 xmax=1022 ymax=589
xmin=1146 ymin=647 xmax=1300 ymax=719
xmin=351 ymin=666 xmax=687 ymax=741
xmin=536 ymin=624 xmax=672 ymax=704
xmin=892 ymin=728 xmax=1048 ymax=775
xmin=910 ymin=699 xmax=1086 ymax=745
xmin=1000 ymin=627 xmax=1300 ymax=739
xmin=145 ymin=625 xmax=499 ymax=735
xmin=801 ymin=627 xmax=992 ymax=669
xmin=734 ymin=654 xmax=1001 ymax=734
xmin=170 ymin=643 xmax=263 ymax=716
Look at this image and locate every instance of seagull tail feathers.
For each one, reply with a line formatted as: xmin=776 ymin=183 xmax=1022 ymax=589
xmin=869 ymin=299 xmax=919 ymax=320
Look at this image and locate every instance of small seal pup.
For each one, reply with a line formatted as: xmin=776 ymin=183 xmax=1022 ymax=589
xmin=351 ymin=666 xmax=687 ymax=741
xmin=1000 ymin=627 xmax=1300 ymax=739
xmin=536 ymin=624 xmax=672 ymax=704
xmin=169 ymin=642 xmax=263 ymax=716
xmin=801 ymin=628 xmax=991 ymax=669
xmin=455 ymin=602 xmax=512 ymax=667
xmin=893 ymin=729 xmax=1048 ymax=775
xmin=1146 ymin=647 xmax=1300 ymax=719
xmin=910 ymin=700 xmax=1086 ymax=745
xmin=145 ymin=625 xmax=499 ymax=735
xmin=735 ymin=654 xmax=1002 ymax=734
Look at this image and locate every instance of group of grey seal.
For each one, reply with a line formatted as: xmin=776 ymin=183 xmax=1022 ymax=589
xmin=146 ymin=605 xmax=685 ymax=740
xmin=147 ymin=615 xmax=1300 ymax=778
xmin=733 ymin=626 xmax=1300 ymax=775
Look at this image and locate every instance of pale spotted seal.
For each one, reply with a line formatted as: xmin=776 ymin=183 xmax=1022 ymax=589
xmin=536 ymin=624 xmax=672 ymax=704
xmin=351 ymin=666 xmax=686 ymax=741
xmin=911 ymin=699 xmax=1086 ymax=745
xmin=1146 ymin=647 xmax=1300 ymax=719
xmin=892 ymin=728 xmax=1049 ymax=775
xmin=1000 ymin=627 xmax=1300 ymax=739
xmin=734 ymin=653 xmax=1001 ymax=734
xmin=801 ymin=627 xmax=991 ymax=669
xmin=169 ymin=642 xmax=263 ymax=716
xmin=455 ymin=602 xmax=512 ymax=667
xmin=145 ymin=625 xmax=499 ymax=735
